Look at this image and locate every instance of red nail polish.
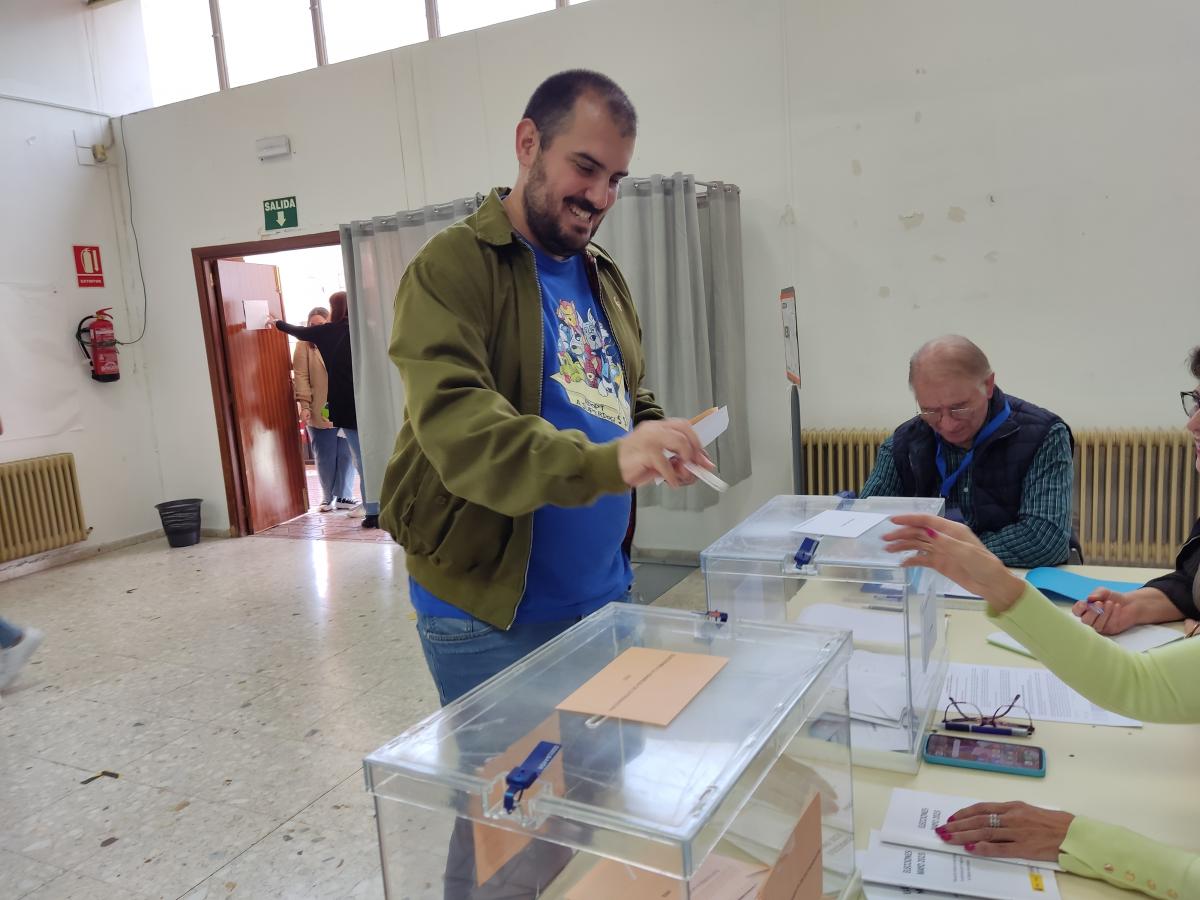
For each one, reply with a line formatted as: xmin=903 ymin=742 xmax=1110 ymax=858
xmin=965 ymin=843 xmax=976 ymax=852
xmin=947 ymin=815 xmax=956 ymax=822
xmin=925 ymin=528 xmax=937 ymax=538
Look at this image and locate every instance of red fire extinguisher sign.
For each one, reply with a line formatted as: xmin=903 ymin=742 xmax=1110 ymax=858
xmin=73 ymin=245 xmax=104 ymax=287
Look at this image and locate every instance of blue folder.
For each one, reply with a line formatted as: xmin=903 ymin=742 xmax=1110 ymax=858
xmin=1025 ymin=567 xmax=1143 ymax=602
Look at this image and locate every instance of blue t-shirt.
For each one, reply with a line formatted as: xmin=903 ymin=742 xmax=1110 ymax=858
xmin=410 ymin=240 xmax=634 ymax=624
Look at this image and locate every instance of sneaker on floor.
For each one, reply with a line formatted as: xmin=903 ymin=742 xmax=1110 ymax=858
xmin=347 ymin=504 xmax=366 ymax=518
xmin=334 ymin=498 xmax=358 ymax=510
xmin=362 ymin=514 xmax=379 ymax=529
xmin=317 ymin=500 xmax=335 ymax=512
xmin=0 ymin=627 xmax=44 ymax=691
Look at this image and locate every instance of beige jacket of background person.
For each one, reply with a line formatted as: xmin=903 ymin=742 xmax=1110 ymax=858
xmin=292 ymin=340 xmax=333 ymax=429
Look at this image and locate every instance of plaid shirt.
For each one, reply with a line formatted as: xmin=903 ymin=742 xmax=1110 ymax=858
xmin=861 ymin=421 xmax=1073 ymax=567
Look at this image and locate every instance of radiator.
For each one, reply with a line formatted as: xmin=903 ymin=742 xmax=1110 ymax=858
xmin=802 ymin=429 xmax=890 ymax=495
xmin=802 ymin=428 xmax=1200 ymax=568
xmin=1076 ymin=430 xmax=1199 ymax=567
xmin=0 ymin=453 xmax=88 ymax=564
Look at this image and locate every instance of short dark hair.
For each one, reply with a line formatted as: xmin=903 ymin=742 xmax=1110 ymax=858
xmin=522 ymin=69 xmax=637 ymax=148
xmin=1189 ymin=345 xmax=1200 ymax=380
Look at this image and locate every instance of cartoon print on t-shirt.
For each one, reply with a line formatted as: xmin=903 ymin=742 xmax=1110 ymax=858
xmin=551 ymin=299 xmax=631 ymax=429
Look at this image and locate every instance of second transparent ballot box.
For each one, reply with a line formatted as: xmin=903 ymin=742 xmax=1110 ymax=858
xmin=701 ymin=495 xmax=949 ymax=772
xmin=365 ymin=603 xmax=859 ymax=899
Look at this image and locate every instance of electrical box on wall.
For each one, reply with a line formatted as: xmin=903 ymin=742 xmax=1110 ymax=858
xmin=255 ymin=136 xmax=292 ymax=162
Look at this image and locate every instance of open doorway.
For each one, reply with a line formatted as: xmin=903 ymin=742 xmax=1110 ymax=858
xmin=193 ymin=232 xmax=363 ymax=537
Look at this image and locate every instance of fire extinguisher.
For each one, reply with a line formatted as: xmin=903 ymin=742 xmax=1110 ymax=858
xmin=75 ymin=308 xmax=120 ymax=382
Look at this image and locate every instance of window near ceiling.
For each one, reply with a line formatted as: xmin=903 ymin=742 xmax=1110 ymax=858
xmin=437 ymin=0 xmax=555 ymax=38
xmin=140 ymin=0 xmax=220 ymax=106
xmin=324 ymin=0 xmax=429 ymax=64
xmin=138 ymin=0 xmax=603 ymax=105
xmin=219 ymin=0 xmax=317 ymax=89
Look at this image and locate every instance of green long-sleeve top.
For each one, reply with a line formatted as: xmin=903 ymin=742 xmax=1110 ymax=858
xmin=991 ymin=584 xmax=1200 ymax=899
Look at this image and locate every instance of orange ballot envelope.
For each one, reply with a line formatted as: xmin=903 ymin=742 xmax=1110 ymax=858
xmin=565 ymin=794 xmax=823 ymax=900
xmin=556 ymin=647 xmax=727 ymax=726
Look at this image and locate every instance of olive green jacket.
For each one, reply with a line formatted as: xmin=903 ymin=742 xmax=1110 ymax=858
xmin=379 ymin=188 xmax=663 ymax=628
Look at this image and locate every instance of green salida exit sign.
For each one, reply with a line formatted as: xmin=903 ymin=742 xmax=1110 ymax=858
xmin=263 ymin=196 xmax=298 ymax=231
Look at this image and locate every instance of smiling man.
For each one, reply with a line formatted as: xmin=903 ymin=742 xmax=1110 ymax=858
xmin=859 ymin=335 xmax=1075 ymax=567
xmin=381 ymin=70 xmax=711 ymax=706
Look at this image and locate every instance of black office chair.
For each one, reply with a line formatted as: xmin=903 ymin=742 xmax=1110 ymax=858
xmin=1068 ymin=531 xmax=1085 ymax=565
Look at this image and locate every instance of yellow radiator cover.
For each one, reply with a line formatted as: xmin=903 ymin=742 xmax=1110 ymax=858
xmin=0 ymin=453 xmax=88 ymax=563
xmin=802 ymin=428 xmax=1199 ymax=568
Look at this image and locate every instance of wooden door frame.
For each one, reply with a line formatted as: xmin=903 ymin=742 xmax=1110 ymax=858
xmin=192 ymin=231 xmax=341 ymax=536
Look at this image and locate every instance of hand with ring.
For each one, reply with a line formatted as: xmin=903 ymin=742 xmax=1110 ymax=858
xmin=882 ymin=514 xmax=1026 ymax=613
xmin=934 ymin=800 xmax=1074 ymax=861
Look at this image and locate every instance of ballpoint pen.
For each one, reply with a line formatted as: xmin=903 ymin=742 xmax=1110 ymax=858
xmin=943 ymin=721 xmax=1033 ymax=737
xmin=1084 ymin=600 xmax=1106 ymax=617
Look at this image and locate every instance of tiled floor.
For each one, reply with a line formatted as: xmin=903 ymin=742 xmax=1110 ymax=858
xmin=0 ymin=535 xmax=708 ymax=899
xmin=257 ymin=466 xmax=390 ymax=544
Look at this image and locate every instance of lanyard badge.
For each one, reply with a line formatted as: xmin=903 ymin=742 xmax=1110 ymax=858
xmin=935 ymin=398 xmax=1011 ymax=498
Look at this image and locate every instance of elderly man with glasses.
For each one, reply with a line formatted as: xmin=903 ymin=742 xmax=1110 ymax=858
xmin=859 ymin=334 xmax=1074 ymax=568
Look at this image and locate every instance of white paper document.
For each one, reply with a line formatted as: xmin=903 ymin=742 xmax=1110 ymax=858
xmin=692 ymin=406 xmax=729 ymax=447
xmin=791 ymin=510 xmax=888 ymax=539
xmin=858 ymin=856 xmax=963 ymax=900
xmin=880 ymin=789 xmax=1064 ymax=872
xmin=940 ymin=575 xmax=982 ymax=600
xmin=797 ymin=603 xmax=917 ymax=646
xmin=849 ymin=650 xmax=911 ymax=725
xmin=851 ymin=720 xmax=914 ymax=752
xmin=243 ymin=299 xmax=271 ymax=330
xmin=862 ymin=880 xmax=962 ymax=900
xmin=940 ymin=662 xmax=1141 ymax=727
xmin=860 ymin=832 xmax=1061 ymax=900
xmin=987 ymin=621 xmax=1182 ymax=659
xmin=658 ymin=406 xmax=730 ymax=491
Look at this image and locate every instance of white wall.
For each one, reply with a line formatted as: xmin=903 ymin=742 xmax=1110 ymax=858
xmin=119 ymin=0 xmax=1200 ymax=551
xmin=0 ymin=0 xmax=161 ymax=549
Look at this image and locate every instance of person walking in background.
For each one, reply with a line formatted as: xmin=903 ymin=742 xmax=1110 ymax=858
xmin=268 ymin=291 xmax=378 ymax=528
xmin=0 ymin=418 xmax=44 ymax=697
xmin=292 ymin=305 xmax=357 ymax=512
xmin=0 ymin=617 xmax=43 ymax=695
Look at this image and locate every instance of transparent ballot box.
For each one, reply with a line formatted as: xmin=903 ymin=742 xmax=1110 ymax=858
xmin=365 ymin=604 xmax=858 ymax=899
xmin=701 ymin=495 xmax=949 ymax=773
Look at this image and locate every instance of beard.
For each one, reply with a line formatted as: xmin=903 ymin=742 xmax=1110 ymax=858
xmin=522 ymin=154 xmax=601 ymax=257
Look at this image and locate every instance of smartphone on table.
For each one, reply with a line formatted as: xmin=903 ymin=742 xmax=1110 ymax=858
xmin=923 ymin=732 xmax=1046 ymax=777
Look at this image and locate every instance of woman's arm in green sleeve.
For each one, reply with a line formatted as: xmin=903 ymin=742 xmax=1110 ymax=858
xmin=1059 ymin=816 xmax=1200 ymax=899
xmin=992 ymin=584 xmax=1200 ymax=723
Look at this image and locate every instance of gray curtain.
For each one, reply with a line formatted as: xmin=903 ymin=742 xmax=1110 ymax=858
xmin=340 ymin=198 xmax=480 ymax=514
xmin=597 ymin=174 xmax=749 ymax=511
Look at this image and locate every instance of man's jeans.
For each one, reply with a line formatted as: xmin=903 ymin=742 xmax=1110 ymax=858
xmin=415 ymin=615 xmax=582 ymax=706
xmin=415 ymin=590 xmax=635 ymax=706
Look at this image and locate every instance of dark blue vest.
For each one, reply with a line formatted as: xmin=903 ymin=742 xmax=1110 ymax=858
xmin=890 ymin=386 xmax=1071 ymax=535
